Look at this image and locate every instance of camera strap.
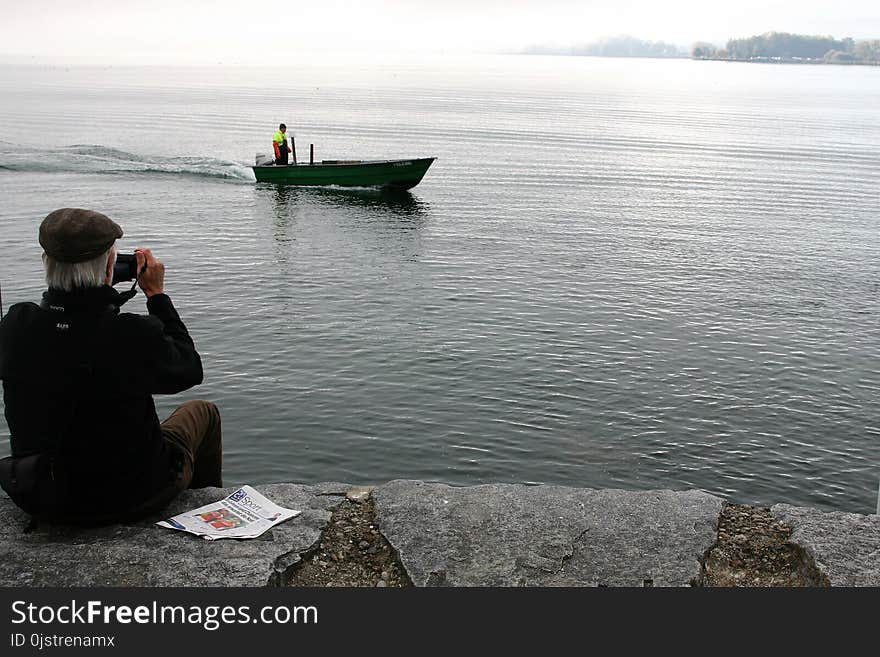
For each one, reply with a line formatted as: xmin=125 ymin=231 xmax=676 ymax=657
xmin=117 ymin=281 xmax=138 ymax=305
xmin=116 ymin=260 xmax=148 ymax=306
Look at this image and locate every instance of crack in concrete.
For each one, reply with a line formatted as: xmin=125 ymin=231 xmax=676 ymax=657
xmin=516 ymin=526 xmax=592 ymax=582
xmin=271 ymin=497 xmax=343 ymax=586
xmin=285 ymin=492 xmax=413 ymax=587
xmin=696 ymin=504 xmax=725 ymax=587
xmin=557 ymin=527 xmax=591 ymax=575
xmin=700 ymin=502 xmax=829 ymax=587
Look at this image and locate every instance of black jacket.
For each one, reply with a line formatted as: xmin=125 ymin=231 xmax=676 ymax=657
xmin=0 ymin=285 xmax=203 ymax=516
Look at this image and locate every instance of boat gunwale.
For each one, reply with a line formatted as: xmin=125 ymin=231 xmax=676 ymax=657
xmin=252 ymin=157 xmax=435 ymax=169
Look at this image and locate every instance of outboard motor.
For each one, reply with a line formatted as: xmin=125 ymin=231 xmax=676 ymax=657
xmin=255 ymin=153 xmax=274 ymax=166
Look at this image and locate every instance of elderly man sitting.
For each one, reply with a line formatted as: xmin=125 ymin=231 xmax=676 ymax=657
xmin=0 ymin=208 xmax=222 ymax=525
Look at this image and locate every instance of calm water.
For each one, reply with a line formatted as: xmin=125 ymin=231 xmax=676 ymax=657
xmin=1 ymin=55 xmax=879 ymax=513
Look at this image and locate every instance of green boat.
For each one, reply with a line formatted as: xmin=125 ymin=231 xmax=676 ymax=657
xmin=251 ymin=157 xmax=435 ymax=190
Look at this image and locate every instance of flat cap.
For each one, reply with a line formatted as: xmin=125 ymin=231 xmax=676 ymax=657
xmin=39 ymin=208 xmax=123 ymax=263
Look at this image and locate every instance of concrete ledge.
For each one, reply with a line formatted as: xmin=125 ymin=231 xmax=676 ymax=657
xmin=0 ymin=483 xmax=351 ymax=587
xmin=1 ymin=481 xmax=878 ymax=586
xmin=771 ymin=504 xmax=880 ymax=586
xmin=374 ymin=480 xmax=723 ymax=586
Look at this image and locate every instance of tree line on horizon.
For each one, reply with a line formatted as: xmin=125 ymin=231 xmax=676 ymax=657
xmin=523 ymin=35 xmax=686 ymax=58
xmin=521 ymin=32 xmax=879 ymax=65
xmin=692 ymin=32 xmax=880 ymax=64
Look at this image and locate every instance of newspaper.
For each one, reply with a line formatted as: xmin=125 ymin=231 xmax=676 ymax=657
xmin=157 ymin=485 xmax=301 ymax=541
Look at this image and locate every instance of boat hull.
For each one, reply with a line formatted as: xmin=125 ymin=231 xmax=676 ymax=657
xmin=251 ymin=157 xmax=435 ymax=190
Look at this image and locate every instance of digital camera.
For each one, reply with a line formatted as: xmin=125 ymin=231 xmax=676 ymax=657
xmin=112 ymin=253 xmax=139 ymax=285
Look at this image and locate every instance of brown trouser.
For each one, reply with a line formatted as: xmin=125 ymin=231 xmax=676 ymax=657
xmin=160 ymin=399 xmax=223 ymax=489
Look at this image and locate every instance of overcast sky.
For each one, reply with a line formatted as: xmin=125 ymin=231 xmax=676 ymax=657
xmin=2 ymin=0 xmax=879 ymax=64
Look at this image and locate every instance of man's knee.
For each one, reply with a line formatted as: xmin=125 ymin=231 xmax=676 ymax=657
xmin=178 ymin=399 xmax=220 ymax=422
xmin=178 ymin=399 xmax=216 ymax=412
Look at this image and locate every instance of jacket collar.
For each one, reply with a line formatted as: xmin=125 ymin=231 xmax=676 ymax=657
xmin=41 ymin=285 xmax=125 ymax=313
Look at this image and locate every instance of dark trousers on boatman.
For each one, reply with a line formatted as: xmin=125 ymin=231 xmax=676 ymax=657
xmin=275 ymin=142 xmax=289 ymax=165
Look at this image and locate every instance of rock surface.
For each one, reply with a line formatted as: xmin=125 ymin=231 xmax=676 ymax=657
xmin=771 ymin=503 xmax=880 ymax=586
xmin=2 ymin=480 xmax=879 ymax=587
xmin=0 ymin=483 xmax=349 ymax=586
xmin=374 ymin=480 xmax=723 ymax=586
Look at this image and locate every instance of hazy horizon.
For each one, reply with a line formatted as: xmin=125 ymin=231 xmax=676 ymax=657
xmin=2 ymin=0 xmax=879 ymax=65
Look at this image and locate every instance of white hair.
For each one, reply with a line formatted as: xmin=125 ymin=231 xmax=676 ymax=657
xmin=44 ymin=246 xmax=116 ymax=291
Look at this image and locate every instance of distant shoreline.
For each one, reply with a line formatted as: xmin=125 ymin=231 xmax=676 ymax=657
xmin=693 ymin=56 xmax=880 ymax=66
xmin=518 ymin=52 xmax=880 ymax=66
xmin=521 ymin=32 xmax=880 ymax=67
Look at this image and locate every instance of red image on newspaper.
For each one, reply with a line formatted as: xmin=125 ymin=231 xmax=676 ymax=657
xmin=197 ymin=508 xmax=245 ymax=531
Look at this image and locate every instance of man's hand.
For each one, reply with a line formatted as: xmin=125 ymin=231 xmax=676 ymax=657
xmin=135 ymin=247 xmax=165 ymax=298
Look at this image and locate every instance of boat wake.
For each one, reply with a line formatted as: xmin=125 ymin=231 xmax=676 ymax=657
xmin=0 ymin=143 xmax=256 ymax=182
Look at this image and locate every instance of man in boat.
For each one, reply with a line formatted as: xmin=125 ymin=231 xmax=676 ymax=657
xmin=0 ymin=208 xmax=223 ymax=525
xmin=273 ymin=123 xmax=290 ymax=165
